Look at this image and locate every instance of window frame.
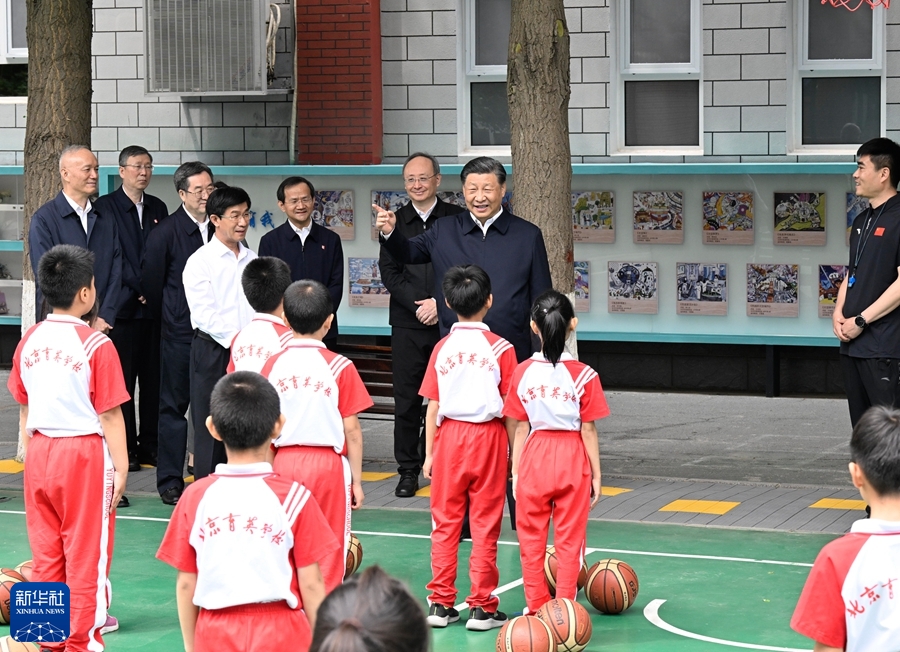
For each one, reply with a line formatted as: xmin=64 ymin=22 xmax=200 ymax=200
xmin=0 ymin=0 xmax=27 ymax=63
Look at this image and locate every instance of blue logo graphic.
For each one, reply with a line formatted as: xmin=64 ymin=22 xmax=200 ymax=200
xmin=10 ymin=583 xmax=69 ymax=643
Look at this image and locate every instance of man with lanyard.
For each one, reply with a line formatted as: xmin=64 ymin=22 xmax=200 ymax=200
xmin=835 ymin=137 xmax=900 ymax=427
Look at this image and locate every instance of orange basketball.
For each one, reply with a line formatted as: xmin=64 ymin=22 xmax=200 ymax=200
xmin=496 ymin=616 xmax=555 ymax=652
xmin=543 ymin=546 xmax=589 ymax=597
xmin=0 ymin=636 xmax=40 ymax=652
xmin=14 ymin=561 xmax=32 ymax=582
xmin=0 ymin=579 xmax=16 ymax=625
xmin=344 ymin=533 xmax=363 ymax=579
xmin=585 ymin=559 xmax=639 ymax=614
xmin=534 ymin=598 xmax=592 ymax=652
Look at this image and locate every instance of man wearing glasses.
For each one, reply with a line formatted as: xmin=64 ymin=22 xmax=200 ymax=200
xmin=94 ymin=146 xmax=169 ymax=475
xmin=375 ymin=153 xmax=463 ymax=498
xmin=258 ymin=176 xmax=344 ymax=350
xmin=142 ymin=162 xmax=216 ymax=505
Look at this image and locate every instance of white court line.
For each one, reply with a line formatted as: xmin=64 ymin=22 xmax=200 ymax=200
xmin=643 ymin=599 xmax=811 ymax=651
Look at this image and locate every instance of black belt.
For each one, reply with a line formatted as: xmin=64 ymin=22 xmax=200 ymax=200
xmin=194 ymin=329 xmax=217 ymax=343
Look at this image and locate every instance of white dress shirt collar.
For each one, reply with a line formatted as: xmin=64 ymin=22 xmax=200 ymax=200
xmin=63 ymin=192 xmax=92 ymax=233
xmin=414 ymin=198 xmax=438 ymax=222
xmin=182 ymin=203 xmax=211 ymax=244
xmin=289 ymin=220 xmax=312 ymax=245
xmin=470 ymin=208 xmax=502 ymax=235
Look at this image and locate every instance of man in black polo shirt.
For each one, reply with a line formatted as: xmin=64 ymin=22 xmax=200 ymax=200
xmin=835 ymin=137 xmax=900 ymax=426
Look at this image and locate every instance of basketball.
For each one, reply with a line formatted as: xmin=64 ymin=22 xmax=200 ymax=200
xmin=585 ymin=559 xmax=639 ymax=614
xmin=543 ymin=546 xmax=589 ymax=596
xmin=534 ymin=598 xmax=592 ymax=652
xmin=0 ymin=637 xmax=40 ymax=652
xmin=0 ymin=569 xmax=25 ymax=584
xmin=496 ymin=615 xmax=555 ymax=652
xmin=14 ymin=561 xmax=32 ymax=583
xmin=345 ymin=533 xmax=363 ymax=579
xmin=0 ymin=577 xmax=18 ymax=625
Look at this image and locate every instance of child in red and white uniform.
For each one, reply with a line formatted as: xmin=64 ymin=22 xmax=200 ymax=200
xmin=791 ymin=405 xmax=900 ymax=652
xmin=227 ymin=257 xmax=293 ymax=373
xmin=503 ymin=289 xmax=607 ymax=615
xmin=157 ymin=371 xmax=334 ymax=652
xmin=420 ymin=265 xmax=517 ymax=631
xmin=8 ymin=245 xmax=130 ymax=652
xmin=260 ymin=279 xmax=373 ymax=592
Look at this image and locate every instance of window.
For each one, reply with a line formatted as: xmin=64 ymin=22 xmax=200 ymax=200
xmin=458 ymin=0 xmax=511 ymax=153
xmin=793 ymin=0 xmax=884 ymax=149
xmin=613 ymin=0 xmax=702 ymax=153
xmin=1 ymin=0 xmax=26 ymax=60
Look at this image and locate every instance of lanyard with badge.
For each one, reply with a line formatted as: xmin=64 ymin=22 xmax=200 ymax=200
xmin=848 ymin=202 xmax=888 ymax=288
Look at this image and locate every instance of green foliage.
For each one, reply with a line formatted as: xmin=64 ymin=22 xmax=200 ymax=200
xmin=0 ymin=64 xmax=28 ymax=96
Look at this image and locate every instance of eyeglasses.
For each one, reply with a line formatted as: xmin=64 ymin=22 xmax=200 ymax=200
xmin=216 ymin=213 xmax=250 ymax=222
xmin=284 ymin=196 xmax=315 ymax=206
xmin=183 ymin=186 xmax=217 ymax=197
xmin=404 ymin=174 xmax=438 ymax=187
xmin=123 ymin=164 xmax=154 ymax=171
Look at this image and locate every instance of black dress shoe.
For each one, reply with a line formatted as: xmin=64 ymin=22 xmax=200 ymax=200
xmin=395 ymin=472 xmax=419 ymax=497
xmin=117 ymin=495 xmax=130 ymax=508
xmin=138 ymin=450 xmax=157 ymax=467
xmin=161 ymin=487 xmax=182 ymax=506
xmin=128 ymin=454 xmax=140 ymax=473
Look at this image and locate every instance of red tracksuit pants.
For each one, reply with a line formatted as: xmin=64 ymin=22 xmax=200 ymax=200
xmin=428 ymin=418 xmax=508 ymax=611
xmin=273 ymin=445 xmax=349 ymax=592
xmin=195 ymin=600 xmax=311 ymax=652
xmin=516 ymin=430 xmax=590 ymax=614
xmin=24 ymin=433 xmax=116 ymax=652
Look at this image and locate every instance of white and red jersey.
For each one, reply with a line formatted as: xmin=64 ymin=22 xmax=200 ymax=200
xmin=503 ymin=353 xmax=609 ymax=432
xmin=791 ymin=519 xmax=900 ymax=652
xmin=227 ymin=313 xmax=293 ymax=374
xmin=419 ymin=322 xmax=517 ymax=426
xmin=260 ymin=340 xmax=373 ymax=452
xmin=7 ymin=314 xmax=129 ymax=437
xmin=156 ymin=462 xmax=336 ymax=611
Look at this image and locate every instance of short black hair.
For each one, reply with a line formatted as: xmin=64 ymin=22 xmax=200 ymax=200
xmin=283 ymin=280 xmax=333 ymax=334
xmin=38 ymin=245 xmax=95 ymax=310
xmin=118 ymin=146 xmax=152 ymax=167
xmin=442 ymin=265 xmax=491 ymax=319
xmin=460 ymin=156 xmax=506 ymax=185
xmin=850 ymin=405 xmax=900 ymax=496
xmin=242 ymin=257 xmax=292 ymax=313
xmin=173 ymin=161 xmax=214 ymax=193
xmin=207 ymin=185 xmax=251 ymax=218
xmin=277 ymin=176 xmax=316 ymax=203
xmin=209 ymin=371 xmax=281 ymax=451
xmin=857 ymin=138 xmax=900 ymax=189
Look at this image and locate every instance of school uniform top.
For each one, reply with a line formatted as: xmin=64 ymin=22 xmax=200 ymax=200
xmin=93 ymin=186 xmax=169 ymax=321
xmin=380 ymin=209 xmax=552 ymax=361
xmin=183 ymin=237 xmax=257 ymax=348
xmin=7 ymin=314 xmax=130 ymax=438
xmin=260 ymin=340 xmax=373 ymax=452
xmin=503 ymin=353 xmax=610 ymax=433
xmin=29 ymin=191 xmax=123 ymax=327
xmin=227 ymin=313 xmax=293 ymax=374
xmin=156 ymin=462 xmax=336 ymax=611
xmin=791 ymin=519 xmax=900 ymax=652
xmin=142 ymin=206 xmax=216 ymax=344
xmin=419 ymin=322 xmax=517 ymax=426
xmin=258 ymin=221 xmax=344 ymax=342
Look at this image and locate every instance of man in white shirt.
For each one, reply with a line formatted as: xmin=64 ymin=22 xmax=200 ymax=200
xmin=183 ymin=185 xmax=256 ymax=480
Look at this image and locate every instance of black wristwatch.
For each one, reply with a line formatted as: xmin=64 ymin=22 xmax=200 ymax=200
xmin=855 ymin=314 xmax=868 ymax=329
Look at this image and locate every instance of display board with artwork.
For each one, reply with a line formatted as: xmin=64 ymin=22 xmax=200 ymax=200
xmin=773 ymin=193 xmax=826 ymax=246
xmin=574 ymin=261 xmax=590 ymax=312
xmin=573 ymin=192 xmax=614 ymax=243
xmin=676 ymin=263 xmax=727 ymax=316
xmin=608 ymin=262 xmax=658 ymax=314
xmin=746 ymin=264 xmax=799 ymax=317
xmin=702 ymin=191 xmax=753 ymax=245
xmin=312 ymin=190 xmax=354 ymax=240
xmin=818 ymin=265 xmax=847 ymax=319
xmin=846 ymin=194 xmax=869 ymax=246
xmin=633 ymin=191 xmax=683 ymax=244
xmin=348 ymin=258 xmax=390 ymax=307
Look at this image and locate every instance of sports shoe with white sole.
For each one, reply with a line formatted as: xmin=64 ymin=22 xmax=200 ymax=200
xmin=466 ymin=607 xmax=507 ymax=631
xmin=426 ymin=603 xmax=460 ymax=628
xmin=99 ymin=615 xmax=119 ymax=634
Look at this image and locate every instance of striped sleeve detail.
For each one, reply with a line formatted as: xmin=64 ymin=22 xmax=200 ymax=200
xmin=490 ymin=336 xmax=513 ymax=357
xmin=83 ymin=330 xmax=109 ymax=360
xmin=328 ymin=353 xmax=352 ymax=379
xmin=283 ymin=482 xmax=312 ymax=527
xmin=278 ymin=330 xmax=293 ymax=347
xmin=573 ymin=365 xmax=598 ymax=394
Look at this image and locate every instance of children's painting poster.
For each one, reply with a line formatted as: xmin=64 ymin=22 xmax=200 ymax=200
xmin=746 ymin=264 xmax=799 ymax=317
xmin=676 ymin=263 xmax=727 ymax=316
xmin=371 ymin=191 xmax=408 ymax=241
xmin=574 ymin=261 xmax=590 ymax=313
xmin=701 ymin=191 xmax=753 ymax=245
xmin=312 ymin=190 xmax=354 ymax=240
xmin=573 ymin=192 xmax=614 ymax=243
xmin=847 ymin=193 xmax=869 ymax=247
xmin=633 ymin=191 xmax=683 ymax=244
xmin=773 ymin=193 xmax=826 ymax=246
xmin=608 ymin=262 xmax=658 ymax=314
xmin=348 ymin=258 xmax=390 ymax=308
xmin=819 ymin=265 xmax=848 ymax=319
xmin=438 ymin=191 xmax=466 ymax=210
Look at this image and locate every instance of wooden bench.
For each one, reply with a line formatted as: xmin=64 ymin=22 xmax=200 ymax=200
xmin=336 ymin=343 xmax=397 ymax=416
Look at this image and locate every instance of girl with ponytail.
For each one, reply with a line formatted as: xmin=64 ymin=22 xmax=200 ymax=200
xmin=502 ymin=289 xmax=609 ymax=614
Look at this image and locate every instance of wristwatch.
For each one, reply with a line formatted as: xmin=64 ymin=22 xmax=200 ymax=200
xmin=855 ymin=314 xmax=868 ymax=329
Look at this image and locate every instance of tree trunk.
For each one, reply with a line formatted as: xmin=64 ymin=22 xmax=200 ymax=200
xmin=19 ymin=0 xmax=93 ymax=459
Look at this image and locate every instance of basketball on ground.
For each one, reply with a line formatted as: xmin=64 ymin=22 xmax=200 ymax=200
xmin=0 ymin=571 xmax=23 ymax=625
xmin=585 ymin=559 xmax=639 ymax=614
xmin=543 ymin=546 xmax=589 ymax=596
xmin=345 ymin=533 xmax=363 ymax=579
xmin=534 ymin=598 xmax=592 ymax=652
xmin=496 ymin=615 xmax=555 ymax=652
xmin=0 ymin=637 xmax=40 ymax=652
xmin=13 ymin=561 xmax=32 ymax=583
xmin=0 ymin=569 xmax=25 ymax=584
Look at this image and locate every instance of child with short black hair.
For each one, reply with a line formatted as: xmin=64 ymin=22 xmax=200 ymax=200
xmin=261 ymin=279 xmax=373 ymax=592
xmin=157 ymin=371 xmax=334 ymax=652
xmin=791 ymin=405 xmax=900 ymax=652
xmin=420 ymin=264 xmax=517 ymax=631
xmin=227 ymin=256 xmax=293 ymax=373
xmin=8 ymin=244 xmax=130 ymax=651
xmin=503 ymin=289 xmax=608 ymax=615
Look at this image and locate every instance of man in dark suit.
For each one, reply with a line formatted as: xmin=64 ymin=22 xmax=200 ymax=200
xmin=258 ymin=176 xmax=343 ymax=349
xmin=377 ymin=153 xmax=464 ymax=497
xmin=142 ymin=161 xmax=215 ymax=506
xmin=94 ymin=146 xmax=168 ymax=473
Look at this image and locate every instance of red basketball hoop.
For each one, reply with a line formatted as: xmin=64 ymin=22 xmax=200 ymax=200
xmin=822 ymin=0 xmax=890 ymax=10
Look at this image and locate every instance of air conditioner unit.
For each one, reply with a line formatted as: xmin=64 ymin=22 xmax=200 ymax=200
xmin=145 ymin=0 xmax=272 ymax=96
